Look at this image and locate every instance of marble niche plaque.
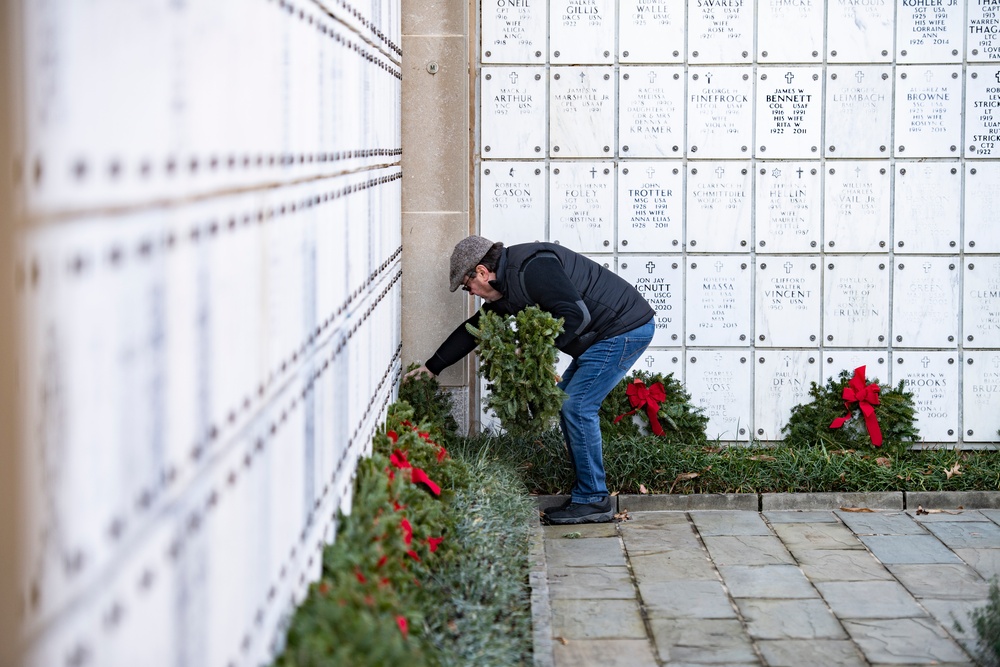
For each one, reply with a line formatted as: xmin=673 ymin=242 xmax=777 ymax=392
xmin=965 ymin=162 xmax=1000 ymax=253
xmin=686 ymin=67 xmax=753 ymax=158
xmin=549 ymin=162 xmax=614 ymax=252
xmin=619 ymin=256 xmax=684 ymax=346
xmin=754 ymin=257 xmax=821 ymax=348
xmin=894 ymin=65 xmax=963 ymax=157
xmin=619 ymin=0 xmax=684 ymax=63
xmin=688 ymin=0 xmax=754 ymax=64
xmin=480 ymin=162 xmax=546 ymax=245
xmin=897 ymin=0 xmax=963 ymax=63
xmin=617 ymin=163 xmax=683 ymax=250
xmin=619 ymin=67 xmax=685 ymax=157
xmin=686 ymin=162 xmax=752 ymax=252
xmin=756 ymin=67 xmax=823 ymax=158
xmin=965 ymin=66 xmax=1000 ymax=157
xmin=754 ymin=351 xmax=819 ymax=441
xmin=893 ymin=162 xmax=961 ymax=253
xmin=895 ymin=352 xmax=959 ymax=443
xmin=686 ymin=256 xmax=751 ymax=346
xmin=549 ymin=67 xmax=615 ymax=157
xmin=628 ymin=349 xmax=683 ymax=378
xmin=550 ymin=0 xmax=615 ymax=64
xmin=481 ymin=0 xmax=547 ymax=63
xmin=824 ymin=66 xmax=893 ymax=157
xmin=827 ymin=0 xmax=893 ymax=62
xmin=963 ymin=351 xmax=1000 ymax=442
xmin=757 ymin=0 xmax=824 ymax=63
xmin=823 ymin=162 xmax=890 ymax=253
xmin=481 ymin=67 xmax=546 ymax=158
xmin=969 ymin=0 xmax=1000 ymax=61
xmin=754 ymin=162 xmax=820 ymax=253
xmin=686 ymin=350 xmax=752 ymax=441
xmin=823 ymin=256 xmax=890 ymax=347
xmin=822 ymin=351 xmax=888 ymax=384
xmin=892 ymin=257 xmax=959 ymax=348
xmin=964 ymin=258 xmax=1000 ymax=348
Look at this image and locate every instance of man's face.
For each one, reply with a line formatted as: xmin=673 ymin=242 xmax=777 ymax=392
xmin=462 ymin=265 xmax=503 ymax=302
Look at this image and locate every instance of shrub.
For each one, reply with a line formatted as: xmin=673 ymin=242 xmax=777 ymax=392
xmin=958 ymin=579 xmax=1000 ymax=666
xmin=399 ymin=362 xmax=460 ymax=442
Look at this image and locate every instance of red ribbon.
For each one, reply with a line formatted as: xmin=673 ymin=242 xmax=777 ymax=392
xmin=829 ymin=366 xmax=883 ymax=447
xmin=614 ymin=379 xmax=668 ymax=436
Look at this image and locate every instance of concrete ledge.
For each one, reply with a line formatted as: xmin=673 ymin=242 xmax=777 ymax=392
xmin=618 ymin=493 xmax=758 ymax=512
xmin=762 ymin=492 xmax=904 ymax=511
xmin=527 ymin=516 xmax=554 ymax=667
xmin=906 ymin=491 xmax=1000 ymax=509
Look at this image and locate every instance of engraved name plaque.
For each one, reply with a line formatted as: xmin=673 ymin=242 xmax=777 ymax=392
xmin=965 ymin=162 xmax=1000 ymax=253
xmin=894 ymin=162 xmax=961 ymax=253
xmin=894 ymin=65 xmax=963 ymax=157
xmin=827 ymin=0 xmax=893 ymax=62
xmin=754 ymin=163 xmax=820 ymax=253
xmin=617 ymin=163 xmax=683 ymax=249
xmin=480 ymin=162 xmax=546 ymax=245
xmin=754 ymin=257 xmax=821 ymax=347
xmin=964 ymin=258 xmax=1000 ymax=348
xmin=549 ymin=161 xmax=614 ymax=252
xmin=965 ymin=66 xmax=1000 ymax=157
xmin=619 ymin=67 xmax=685 ymax=156
xmin=824 ymin=162 xmax=890 ymax=253
xmin=963 ymin=351 xmax=1000 ymax=442
xmin=482 ymin=0 xmax=547 ymax=63
xmin=824 ymin=257 xmax=890 ymax=347
xmin=825 ymin=66 xmax=893 ymax=157
xmin=481 ymin=66 xmax=546 ymax=158
xmin=619 ymin=256 xmax=683 ymax=346
xmin=756 ymin=67 xmax=823 ymax=158
xmin=686 ymin=256 xmax=751 ymax=346
xmin=892 ymin=257 xmax=960 ymax=348
xmin=688 ymin=0 xmax=754 ymax=64
xmin=823 ymin=351 xmax=888 ymax=385
xmin=757 ymin=0 xmax=823 ymax=63
xmin=550 ymin=67 xmax=616 ymax=157
xmin=619 ymin=0 xmax=684 ymax=63
xmin=628 ymin=349 xmax=683 ymax=377
xmin=897 ymin=0 xmax=963 ymax=63
xmin=686 ymin=350 xmax=751 ymax=441
xmin=686 ymin=162 xmax=752 ymax=252
xmin=550 ymin=0 xmax=615 ymax=64
xmin=686 ymin=67 xmax=754 ymax=158
xmin=754 ymin=351 xmax=818 ymax=441
xmin=896 ymin=352 xmax=959 ymax=443
xmin=969 ymin=0 xmax=1000 ymax=61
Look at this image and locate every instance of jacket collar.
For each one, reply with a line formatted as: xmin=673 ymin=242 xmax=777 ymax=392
xmin=488 ymin=248 xmax=508 ymax=293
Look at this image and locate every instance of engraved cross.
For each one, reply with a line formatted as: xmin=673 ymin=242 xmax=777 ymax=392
xmin=855 ymin=166 xmax=862 ymax=178
xmin=509 ymin=71 xmax=519 ymax=85
xmin=784 ymin=261 xmax=794 ymax=274
xmin=855 ymin=70 xmax=865 ymax=84
xmin=785 ymin=71 xmax=795 ymax=84
xmin=923 ymin=262 xmax=932 ymax=273
xmin=925 ymin=69 xmax=934 ymax=82
xmin=784 ymin=355 xmax=792 ymax=367
xmin=922 ymin=356 xmax=931 ymax=368
xmin=647 ymin=167 xmax=656 ymax=179
xmin=590 ymin=166 xmax=598 ymax=178
xmin=646 ymin=261 xmax=656 ymax=273
xmin=580 ymin=71 xmax=587 ymax=84
xmin=796 ymin=167 xmax=804 ymax=178
xmin=649 ymin=71 xmax=658 ymax=84
xmin=716 ymin=167 xmax=726 ymax=179
xmin=705 ymin=71 xmax=713 ymax=84
xmin=645 ymin=355 xmax=656 ymax=368
xmin=714 ymin=261 xmax=724 ymax=272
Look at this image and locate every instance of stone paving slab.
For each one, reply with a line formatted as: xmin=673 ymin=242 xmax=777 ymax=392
xmin=648 ymin=618 xmax=758 ymax=664
xmin=640 ymin=580 xmax=739 ymax=619
xmin=835 ymin=510 xmax=926 ymax=535
xmin=736 ymin=598 xmax=847 ymax=639
xmin=689 ymin=511 xmax=772 ymax=536
xmin=545 ymin=536 xmax=626 ymax=568
xmin=629 ymin=551 xmax=719 ymax=582
xmin=755 ymin=640 xmax=867 ymax=667
xmin=908 ymin=509 xmax=986 ymax=523
xmin=547 ymin=566 xmax=636 ymax=600
xmin=887 ymin=563 xmax=992 ymax=600
xmin=701 ymin=535 xmax=797 ymax=566
xmin=922 ymin=519 xmax=1000 ymax=548
xmin=841 ymin=617 xmax=972 ymax=665
xmin=794 ymin=548 xmax=897 ymax=582
xmin=954 ymin=547 xmax=1000 ymax=579
xmin=553 ymin=639 xmax=659 ymax=667
xmin=764 ymin=509 xmax=840 ymax=524
xmin=770 ymin=521 xmax=866 ymax=551
xmin=859 ymin=534 xmax=965 ymax=564
xmin=815 ymin=581 xmax=928 ymax=619
xmin=716 ymin=565 xmax=818 ymax=599
xmin=550 ymin=598 xmax=647 ymax=640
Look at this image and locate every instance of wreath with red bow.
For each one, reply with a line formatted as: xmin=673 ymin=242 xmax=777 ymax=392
xmin=599 ymin=370 xmax=709 ymax=442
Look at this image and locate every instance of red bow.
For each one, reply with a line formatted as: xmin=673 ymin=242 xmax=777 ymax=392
xmin=829 ymin=366 xmax=883 ymax=447
xmin=614 ymin=379 xmax=668 ymax=436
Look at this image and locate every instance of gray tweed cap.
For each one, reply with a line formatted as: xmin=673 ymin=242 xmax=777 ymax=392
xmin=449 ymin=235 xmax=494 ymax=291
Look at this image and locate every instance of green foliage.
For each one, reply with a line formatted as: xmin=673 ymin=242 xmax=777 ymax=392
xmin=782 ymin=369 xmax=919 ymax=455
xmin=466 ymin=306 xmax=566 ymax=436
xmin=961 ymin=579 xmax=1000 ymax=666
xmin=399 ymin=363 xmax=460 ymax=442
xmin=599 ymin=370 xmax=709 ymax=443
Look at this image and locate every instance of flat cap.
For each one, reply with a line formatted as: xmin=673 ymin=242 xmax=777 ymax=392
xmin=449 ymin=235 xmax=495 ymax=291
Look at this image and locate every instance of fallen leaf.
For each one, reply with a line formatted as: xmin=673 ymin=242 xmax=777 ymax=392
xmin=832 ymin=449 xmax=856 ymax=455
xmin=639 ymin=484 xmax=648 ymax=494
xmin=614 ymin=510 xmax=632 ymax=522
xmin=703 ymin=446 xmax=722 ymax=454
xmin=840 ymin=506 xmax=874 ymax=513
xmin=875 ymin=457 xmax=891 ymax=467
xmin=563 ymin=532 xmax=582 ymax=539
xmin=916 ymin=505 xmax=963 ymax=515
xmin=669 ymin=472 xmax=699 ymax=494
xmin=556 ymin=637 xmax=570 ymax=645
xmin=749 ymin=455 xmax=777 ymax=462
xmin=944 ymin=462 xmax=963 ymax=480
xmin=610 ymin=491 xmax=619 ymax=496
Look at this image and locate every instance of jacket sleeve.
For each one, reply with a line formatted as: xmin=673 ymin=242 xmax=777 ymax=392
xmin=521 ymin=255 xmax=592 ymax=351
xmin=425 ymin=309 xmax=484 ymax=376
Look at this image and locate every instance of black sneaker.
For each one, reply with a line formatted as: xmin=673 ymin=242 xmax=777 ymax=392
xmin=542 ymin=497 xmax=614 ymax=525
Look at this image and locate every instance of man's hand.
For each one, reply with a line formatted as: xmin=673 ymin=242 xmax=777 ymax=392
xmin=404 ymin=364 xmax=433 ymax=380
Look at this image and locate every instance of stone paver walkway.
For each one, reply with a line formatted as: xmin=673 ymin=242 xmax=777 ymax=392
xmin=532 ymin=493 xmax=1000 ymax=667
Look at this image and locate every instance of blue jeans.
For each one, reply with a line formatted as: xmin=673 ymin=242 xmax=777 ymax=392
xmin=557 ymin=319 xmax=655 ymax=504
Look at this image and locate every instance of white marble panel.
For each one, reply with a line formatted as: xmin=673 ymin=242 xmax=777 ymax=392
xmin=688 ymin=0 xmax=754 ymax=64
xmin=619 ymin=67 xmax=685 ymax=157
xmin=895 ymin=352 xmax=960 ymax=443
xmin=619 ymin=256 xmax=684 ymax=346
xmin=685 ymin=349 xmax=752 ymax=441
xmin=480 ymin=162 xmax=546 ymax=245
xmin=619 ymin=0 xmax=685 ymax=63
xmin=550 ymin=0 xmax=616 ymax=64
xmin=757 ymin=0 xmax=824 ymax=63
xmin=964 ymin=258 xmax=1000 ymax=348
xmin=481 ymin=66 xmax=546 ymax=158
xmin=549 ymin=67 xmax=616 ymax=157
xmin=965 ymin=162 xmax=1000 ymax=253
xmin=823 ymin=256 xmax=890 ymax=347
xmin=824 ymin=66 xmax=893 ymax=157
xmin=965 ymin=67 xmax=1000 ymax=157
xmin=754 ymin=256 xmax=821 ymax=347
xmin=549 ymin=161 xmax=615 ymax=252
xmin=824 ymin=161 xmax=890 ymax=252
xmin=893 ymin=162 xmax=962 ymax=253
xmin=754 ymin=351 xmax=819 ymax=441
xmin=897 ymin=0 xmax=963 ymax=63
xmin=482 ymin=0 xmax=547 ymax=63
xmin=963 ymin=351 xmax=1000 ymax=442
xmin=894 ymin=65 xmax=963 ymax=157
xmin=827 ymin=0 xmax=893 ymax=62
xmin=583 ymin=253 xmax=615 ymax=270
xmin=969 ymin=0 xmax=1000 ymax=61
xmin=822 ymin=350 xmax=889 ymax=385
xmin=686 ymin=67 xmax=754 ymax=158
xmin=754 ymin=162 xmax=821 ymax=253
xmin=685 ymin=256 xmax=751 ymax=346
xmin=686 ymin=162 xmax=752 ymax=252
xmin=756 ymin=67 xmax=823 ymax=158
xmin=629 ymin=348 xmax=684 ymax=378
xmin=617 ymin=163 xmax=683 ymax=250
xmin=892 ymin=257 xmax=960 ymax=348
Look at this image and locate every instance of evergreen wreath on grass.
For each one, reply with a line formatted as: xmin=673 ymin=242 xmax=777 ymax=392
xmin=599 ymin=370 xmax=709 ymax=443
